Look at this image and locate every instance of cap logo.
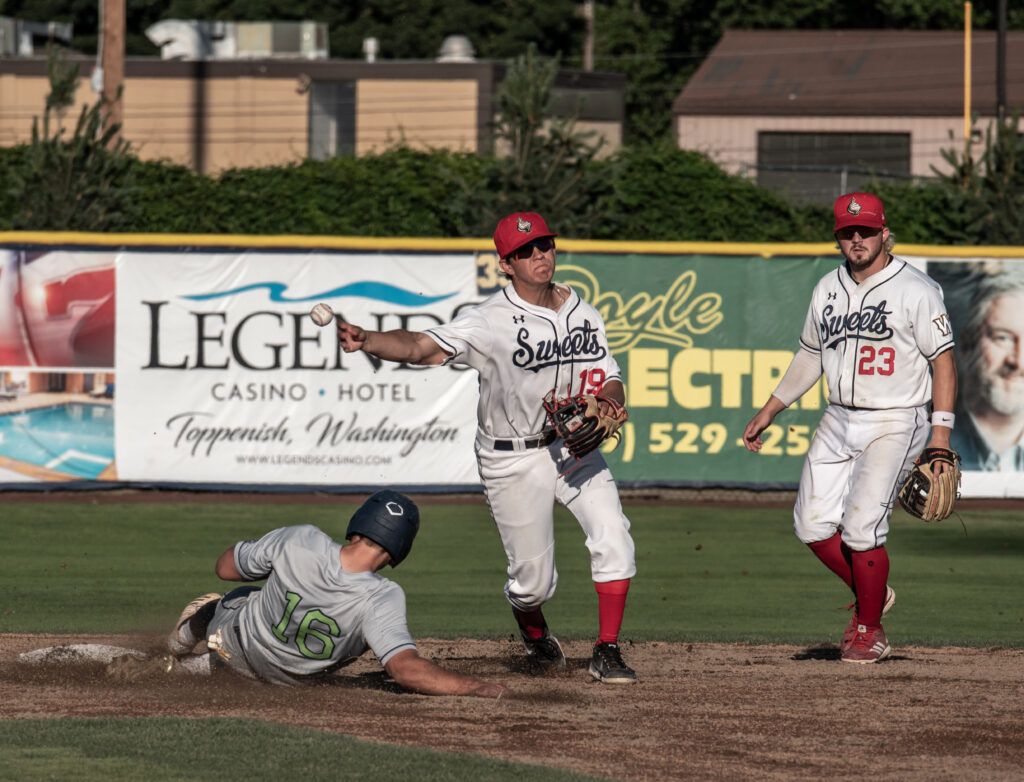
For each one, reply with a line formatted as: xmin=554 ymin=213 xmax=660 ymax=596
xmin=385 ymin=502 xmax=404 ymax=516
xmin=516 ymin=216 xmax=532 ymax=233
xmin=846 ymin=197 xmax=862 ymax=216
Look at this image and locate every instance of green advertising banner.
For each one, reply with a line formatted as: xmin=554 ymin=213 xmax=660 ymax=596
xmin=554 ymin=253 xmax=839 ymax=486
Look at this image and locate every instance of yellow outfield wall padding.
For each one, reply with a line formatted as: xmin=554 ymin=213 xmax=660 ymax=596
xmin=0 ymin=232 xmax=1023 ymax=259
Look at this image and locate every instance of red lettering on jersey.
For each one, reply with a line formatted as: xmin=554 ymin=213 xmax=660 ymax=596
xmin=578 ymin=368 xmax=606 ymax=394
xmin=857 ymin=345 xmax=895 ymax=376
xmin=877 ymin=347 xmax=895 ymax=375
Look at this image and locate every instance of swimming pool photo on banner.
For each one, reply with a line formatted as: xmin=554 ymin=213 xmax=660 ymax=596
xmin=0 ymin=370 xmax=116 ymax=482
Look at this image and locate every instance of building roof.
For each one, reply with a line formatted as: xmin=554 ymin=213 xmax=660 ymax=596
xmin=674 ymin=29 xmax=1024 ymax=117
xmin=0 ymin=54 xmax=624 ymax=86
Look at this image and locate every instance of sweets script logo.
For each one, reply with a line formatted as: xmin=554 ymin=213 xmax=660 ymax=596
xmin=555 ymin=266 xmax=723 ymax=353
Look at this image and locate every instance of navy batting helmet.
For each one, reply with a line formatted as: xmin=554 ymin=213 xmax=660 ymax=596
xmin=345 ymin=490 xmax=420 ymax=567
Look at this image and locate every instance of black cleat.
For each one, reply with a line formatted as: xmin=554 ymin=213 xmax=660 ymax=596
xmin=588 ymin=642 xmax=637 ymax=684
xmin=522 ymin=631 xmax=567 ymax=670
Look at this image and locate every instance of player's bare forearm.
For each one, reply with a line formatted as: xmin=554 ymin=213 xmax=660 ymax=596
xmin=214 ymin=546 xmax=244 ymax=581
xmin=599 ymin=379 xmax=625 ymax=406
xmin=926 ymin=349 xmax=957 ymax=451
xmin=742 ymin=396 xmax=788 ymax=453
xmin=336 ymin=322 xmax=449 ymax=365
xmin=362 ymin=329 xmax=445 ymax=365
xmin=385 ymin=650 xmax=507 ymax=698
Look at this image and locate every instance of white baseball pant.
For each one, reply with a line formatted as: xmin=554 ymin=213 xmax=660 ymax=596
xmin=795 ymin=404 xmax=929 ymax=551
xmin=476 ymin=437 xmax=636 ymax=611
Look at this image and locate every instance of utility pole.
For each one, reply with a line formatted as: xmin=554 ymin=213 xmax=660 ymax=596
xmin=100 ymin=0 xmax=125 ymax=136
xmin=996 ymin=0 xmax=1007 ymax=123
xmin=963 ymin=1 xmax=972 ymax=152
xmin=581 ymin=0 xmax=594 ymax=71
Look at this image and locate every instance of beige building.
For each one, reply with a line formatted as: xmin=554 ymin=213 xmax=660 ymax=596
xmin=0 ymin=57 xmax=624 ymax=172
xmin=674 ymin=30 xmax=1024 ymax=203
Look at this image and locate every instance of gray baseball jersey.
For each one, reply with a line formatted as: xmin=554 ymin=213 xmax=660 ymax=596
xmin=425 ymin=283 xmax=622 ymax=438
xmin=798 ymin=256 xmax=954 ymax=409
xmin=212 ymin=524 xmax=415 ymax=685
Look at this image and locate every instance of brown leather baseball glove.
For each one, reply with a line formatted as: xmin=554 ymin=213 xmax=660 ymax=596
xmin=543 ymin=391 xmax=628 ymax=459
xmin=897 ymin=447 xmax=962 ymax=522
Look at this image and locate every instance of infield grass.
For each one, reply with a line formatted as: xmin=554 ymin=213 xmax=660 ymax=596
xmin=1 ymin=499 xmax=1022 ymax=646
xmin=0 ymin=718 xmax=604 ymax=782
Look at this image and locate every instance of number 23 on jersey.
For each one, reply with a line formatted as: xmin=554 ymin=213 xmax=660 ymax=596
xmin=858 ymin=345 xmax=895 ymax=376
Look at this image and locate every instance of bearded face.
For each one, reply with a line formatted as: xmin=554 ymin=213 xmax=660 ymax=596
xmin=972 ymin=292 xmax=1024 ymax=416
xmin=836 ymin=226 xmax=888 ymax=272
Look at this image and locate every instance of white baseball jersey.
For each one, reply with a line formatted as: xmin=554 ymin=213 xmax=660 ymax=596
xmin=798 ymin=256 xmax=954 ymax=409
xmin=425 ymin=283 xmax=622 ymax=439
xmin=424 ymin=281 xmax=635 ymax=606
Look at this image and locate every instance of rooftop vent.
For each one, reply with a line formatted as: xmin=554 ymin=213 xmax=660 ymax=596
xmin=145 ymin=20 xmax=328 ymax=61
xmin=0 ymin=16 xmax=73 ymax=56
xmin=437 ymin=35 xmax=475 ymax=63
xmin=362 ymin=36 xmax=379 ymax=63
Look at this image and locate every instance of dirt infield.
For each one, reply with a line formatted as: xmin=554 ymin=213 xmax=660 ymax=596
xmin=3 ymin=634 xmax=1023 ymax=781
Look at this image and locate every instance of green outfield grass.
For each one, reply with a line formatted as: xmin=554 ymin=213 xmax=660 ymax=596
xmin=1 ymin=499 xmax=1021 ymax=646
xmin=0 ymin=718 xmax=603 ymax=782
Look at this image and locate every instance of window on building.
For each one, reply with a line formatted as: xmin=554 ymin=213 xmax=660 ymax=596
xmin=756 ymin=132 xmax=911 ymax=205
xmin=308 ymin=81 xmax=355 ymax=160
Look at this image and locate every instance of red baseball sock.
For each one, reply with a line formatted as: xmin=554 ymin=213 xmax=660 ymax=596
xmin=513 ymin=607 xmax=547 ymax=640
xmin=807 ymin=532 xmax=855 ymax=593
xmin=595 ymin=579 xmax=630 ymax=644
xmin=850 ymin=546 xmax=890 ymax=628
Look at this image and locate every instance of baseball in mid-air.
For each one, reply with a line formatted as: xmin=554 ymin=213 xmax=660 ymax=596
xmin=310 ymin=302 xmax=334 ymax=327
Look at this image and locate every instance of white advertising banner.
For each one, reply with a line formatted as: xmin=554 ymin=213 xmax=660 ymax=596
xmin=114 ymin=252 xmax=481 ymax=485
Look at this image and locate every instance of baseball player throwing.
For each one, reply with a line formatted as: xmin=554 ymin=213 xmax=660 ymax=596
xmin=336 ymin=212 xmax=637 ymax=684
xmin=167 ymin=491 xmax=505 ymax=696
xmin=743 ymin=192 xmax=957 ymax=663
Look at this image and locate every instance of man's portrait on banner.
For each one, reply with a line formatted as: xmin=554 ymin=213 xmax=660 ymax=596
xmin=931 ymin=261 xmax=1024 ymax=472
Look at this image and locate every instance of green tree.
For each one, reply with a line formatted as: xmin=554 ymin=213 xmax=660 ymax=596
xmin=314 ymin=0 xmax=583 ymax=61
xmin=936 ymin=115 xmax=1024 ymax=245
xmin=487 ymin=46 xmax=608 ymax=235
xmin=44 ymin=42 xmax=79 ymax=115
xmin=591 ymin=0 xmax=1023 ymax=142
xmin=873 ymin=115 xmax=1024 ymax=246
xmin=5 ymin=0 xmax=1022 ymax=142
xmin=592 ymin=0 xmax=691 ymax=143
xmin=10 ymin=0 xmax=581 ymax=59
xmin=592 ymin=141 xmax=825 ymax=241
xmin=6 ymin=46 xmax=137 ymax=230
xmin=206 ymin=147 xmax=491 ymax=236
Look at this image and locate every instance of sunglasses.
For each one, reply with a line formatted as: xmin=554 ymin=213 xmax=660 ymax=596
xmin=510 ymin=237 xmax=555 ymax=260
xmin=836 ymin=226 xmax=882 ymax=241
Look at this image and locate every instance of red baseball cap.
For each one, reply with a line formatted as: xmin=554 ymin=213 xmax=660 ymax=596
xmin=833 ymin=192 xmax=886 ymax=232
xmin=492 ymin=212 xmax=558 ymax=259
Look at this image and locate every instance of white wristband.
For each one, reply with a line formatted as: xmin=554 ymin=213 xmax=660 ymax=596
xmin=931 ymin=411 xmax=955 ymax=429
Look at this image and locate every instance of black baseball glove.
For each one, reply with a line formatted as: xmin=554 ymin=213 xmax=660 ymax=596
xmin=543 ymin=391 xmax=628 ymax=459
xmin=897 ymin=447 xmax=962 ymax=522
